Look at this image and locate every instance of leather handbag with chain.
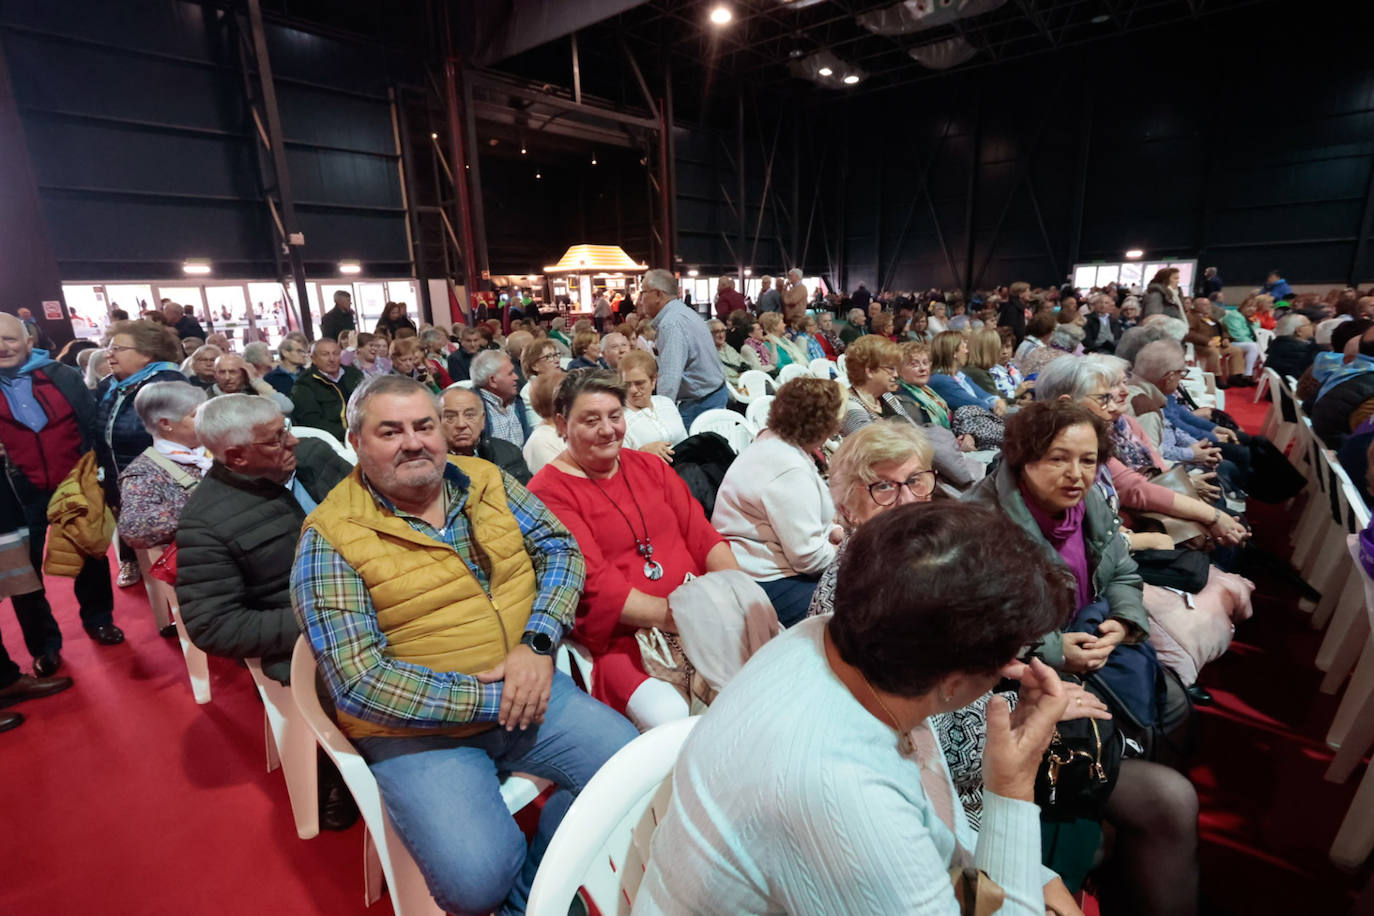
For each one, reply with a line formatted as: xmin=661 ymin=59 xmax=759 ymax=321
xmin=1137 ymin=465 xmax=1209 ymax=545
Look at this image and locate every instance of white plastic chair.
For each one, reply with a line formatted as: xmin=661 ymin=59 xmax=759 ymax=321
xmin=745 ymin=396 xmax=774 ymax=431
xmin=559 ymin=357 xmax=572 ymax=370
xmin=808 ymin=357 xmax=837 ymax=380
xmin=556 ymin=639 xmax=595 ymax=694
xmin=688 ymin=408 xmax=756 ymax=454
xmin=290 ymin=637 xmax=549 ymax=915
xmin=136 ymin=547 xmax=211 ymax=704
xmin=1254 ymin=325 xmax=1275 ymax=360
xmin=778 ymin=363 xmax=809 ymax=385
xmin=836 ymin=353 xmax=847 ymax=380
xmin=247 ymin=657 xmax=319 ymax=838
xmin=736 ymin=369 xmax=777 ymax=401
xmin=525 ymin=717 xmax=700 ymax=916
xmin=1329 ymin=539 xmax=1374 ymax=867
xmin=290 ymin=425 xmax=358 ymax=464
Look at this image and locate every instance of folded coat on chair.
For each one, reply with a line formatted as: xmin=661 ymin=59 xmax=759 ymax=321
xmin=44 ymin=450 xmax=116 ymax=577
xmin=666 ymin=569 xmax=781 ymax=703
xmin=1143 ymin=569 xmax=1255 ymax=686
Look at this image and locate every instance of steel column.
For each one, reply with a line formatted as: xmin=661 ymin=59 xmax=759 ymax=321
xmin=1348 ymin=148 xmax=1374 ymax=286
xmin=245 ymin=0 xmax=312 ymax=339
xmin=737 ymin=93 xmax=746 ymax=285
xmin=962 ymin=80 xmax=983 ymax=299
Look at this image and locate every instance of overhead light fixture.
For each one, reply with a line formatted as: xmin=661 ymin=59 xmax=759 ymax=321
xmin=430 ymin=132 xmax=438 ymax=140
xmin=535 ymin=171 xmax=542 ymax=180
xmin=1124 ymin=249 xmax=1144 ymax=259
xmin=743 ymin=268 xmax=752 ymax=277
xmin=520 ymin=143 xmax=527 ymax=155
xmin=182 ymin=258 xmax=211 ymax=275
xmin=688 ymin=268 xmax=700 ymax=277
xmin=792 ymin=51 xmax=864 ymax=89
xmin=843 ymin=74 xmax=861 ymax=85
xmin=709 ymin=6 xmax=732 ymax=25
xmin=338 ymin=260 xmax=362 ymax=275
xmin=591 ymin=152 xmax=597 ymax=166
xmin=817 ymin=66 xmax=833 ymax=76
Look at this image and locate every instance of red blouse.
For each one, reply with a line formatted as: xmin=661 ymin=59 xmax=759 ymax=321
xmin=529 ymin=448 xmax=724 ymax=711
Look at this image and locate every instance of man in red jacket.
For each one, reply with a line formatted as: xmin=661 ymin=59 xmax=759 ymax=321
xmin=0 ymin=314 xmax=122 ymax=681
xmin=714 ymin=277 xmax=747 ymax=320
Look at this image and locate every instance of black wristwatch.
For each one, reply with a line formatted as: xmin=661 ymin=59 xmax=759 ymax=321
xmin=520 ymin=631 xmax=555 ymax=656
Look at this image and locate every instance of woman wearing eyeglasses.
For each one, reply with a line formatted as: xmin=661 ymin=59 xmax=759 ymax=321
xmin=1034 ymin=355 xmax=1249 ymax=547
xmin=96 ymin=320 xmax=189 ymax=587
xmin=840 ymin=335 xmax=918 ymax=437
xmin=712 ymin=378 xmax=845 ymax=627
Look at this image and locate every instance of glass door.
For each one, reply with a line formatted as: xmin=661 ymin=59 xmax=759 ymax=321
xmin=104 ymin=284 xmax=155 ymax=317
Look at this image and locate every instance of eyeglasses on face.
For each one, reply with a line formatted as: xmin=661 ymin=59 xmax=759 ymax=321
xmin=867 ymin=470 xmax=937 ymax=505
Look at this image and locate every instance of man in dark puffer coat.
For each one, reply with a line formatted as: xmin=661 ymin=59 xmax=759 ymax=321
xmin=176 ymin=396 xmax=350 ymax=684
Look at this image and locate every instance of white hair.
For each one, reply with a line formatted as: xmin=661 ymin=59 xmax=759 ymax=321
xmin=1132 ymin=339 xmax=1186 ymax=382
xmin=1275 ymin=313 xmax=1309 ymax=337
xmin=134 ymin=381 xmax=207 ymax=436
xmin=194 ymin=394 xmax=281 ymax=454
xmin=242 ymin=342 xmax=272 ymax=370
xmin=1035 ymin=354 xmax=1128 ymax=401
xmin=788 ymin=268 xmax=803 ymax=280
xmin=469 ymin=349 xmax=511 ymax=389
xmin=642 ymin=268 xmax=679 ymax=297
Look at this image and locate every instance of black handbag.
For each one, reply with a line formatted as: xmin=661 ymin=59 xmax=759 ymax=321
xmin=1131 ymin=548 xmax=1211 ymax=592
xmin=1245 ymin=436 xmax=1307 ymax=503
xmin=1034 ymin=679 xmax=1125 ymax=822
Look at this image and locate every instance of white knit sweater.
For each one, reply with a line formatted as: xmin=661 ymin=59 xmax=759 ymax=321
xmin=633 ymin=618 xmax=1046 ymax=915
xmin=710 ymin=433 xmax=836 ymax=581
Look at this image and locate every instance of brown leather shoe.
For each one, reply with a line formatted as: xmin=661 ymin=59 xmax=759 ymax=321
xmin=0 ymin=674 xmax=74 ymax=708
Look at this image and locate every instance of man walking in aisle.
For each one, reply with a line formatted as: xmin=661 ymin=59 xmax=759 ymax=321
xmin=640 ymin=268 xmax=727 ymax=429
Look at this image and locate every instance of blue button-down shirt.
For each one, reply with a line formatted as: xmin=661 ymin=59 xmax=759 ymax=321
xmin=651 ymin=298 xmax=726 ymax=402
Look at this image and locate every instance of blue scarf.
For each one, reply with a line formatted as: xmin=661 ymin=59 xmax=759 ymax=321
xmin=100 ymin=361 xmax=180 ymax=405
xmin=0 ymin=348 xmax=60 ymax=432
xmin=1312 ymin=352 xmax=1374 ymax=402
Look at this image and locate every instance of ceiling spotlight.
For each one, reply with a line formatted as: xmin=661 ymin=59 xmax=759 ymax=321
xmin=535 ymin=172 xmax=542 ymax=180
xmin=843 ymin=74 xmax=860 ymax=85
xmin=709 ymin=6 xmax=732 ymax=25
xmin=591 ymin=153 xmax=597 ymax=166
xmin=520 ymin=144 xmax=527 ymax=155
xmin=687 ymin=268 xmax=700 ymax=277
xmin=743 ymin=268 xmax=752 ymax=277
xmin=430 ymin=132 xmax=438 ymax=140
xmin=1124 ymin=249 xmax=1144 ymax=259
xmin=338 ymin=260 xmax=362 ymax=275
xmin=182 ymin=259 xmax=211 ymax=275
xmin=817 ymin=66 xmax=833 ymax=76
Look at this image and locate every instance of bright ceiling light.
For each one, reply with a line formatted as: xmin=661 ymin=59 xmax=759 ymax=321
xmin=687 ymin=268 xmax=700 ymax=277
xmin=817 ymin=66 xmax=833 ymax=76
xmin=520 ymin=144 xmax=527 ymax=155
xmin=843 ymin=74 xmax=860 ymax=85
xmin=182 ymin=259 xmax=211 ymax=275
xmin=1124 ymin=249 xmax=1144 ymax=259
xmin=338 ymin=260 xmax=362 ymax=275
xmin=430 ymin=132 xmax=438 ymax=140
xmin=709 ymin=6 xmax=732 ymax=25
xmin=535 ymin=171 xmax=542 ymax=180
xmin=743 ymin=268 xmax=752 ymax=276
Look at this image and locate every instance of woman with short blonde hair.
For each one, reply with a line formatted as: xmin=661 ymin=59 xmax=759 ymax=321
xmin=840 ymin=335 xmax=916 ymax=437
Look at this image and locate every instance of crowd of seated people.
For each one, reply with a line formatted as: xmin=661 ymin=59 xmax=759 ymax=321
xmin=2 ymin=266 xmax=1352 ymax=915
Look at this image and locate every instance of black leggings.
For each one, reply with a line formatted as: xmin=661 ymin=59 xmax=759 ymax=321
xmin=1097 ymin=759 xmax=1199 ymax=916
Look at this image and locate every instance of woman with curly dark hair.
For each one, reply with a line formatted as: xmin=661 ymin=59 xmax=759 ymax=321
xmin=711 ymin=377 xmax=844 ymax=626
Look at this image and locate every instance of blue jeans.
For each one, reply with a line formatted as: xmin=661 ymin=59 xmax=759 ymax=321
xmin=356 ymin=671 xmax=637 ymax=916
xmin=677 ymin=384 xmax=728 ymax=430
xmin=759 ymin=574 xmax=821 ymax=627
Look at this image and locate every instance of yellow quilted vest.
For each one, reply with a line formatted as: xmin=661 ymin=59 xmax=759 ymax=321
xmin=305 ymin=456 xmax=536 ymax=739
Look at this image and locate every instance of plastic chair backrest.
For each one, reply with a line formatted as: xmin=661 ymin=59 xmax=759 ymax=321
xmin=745 ymin=396 xmax=774 ymax=430
xmin=525 ymin=718 xmax=701 ymax=916
xmin=1255 ymin=326 xmax=1275 ymax=358
xmin=688 ymin=408 xmax=756 ymax=454
xmin=778 ymin=363 xmax=809 ymax=385
xmin=291 ymin=425 xmax=358 ymax=464
xmin=737 ymin=369 xmax=776 ymax=400
xmin=808 ymin=357 xmax=836 ymax=380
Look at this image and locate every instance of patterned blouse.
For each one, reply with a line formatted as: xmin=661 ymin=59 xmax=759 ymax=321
xmin=117 ymin=451 xmax=205 ymax=549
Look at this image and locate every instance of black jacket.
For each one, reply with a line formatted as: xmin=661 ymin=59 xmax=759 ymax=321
xmin=472 ymin=437 xmax=531 ymax=485
xmin=319 ymin=306 xmax=356 ymax=343
xmin=1264 ymin=337 xmax=1320 ymax=383
xmin=447 ymin=349 xmax=478 ymax=382
xmin=289 ymin=365 xmax=364 ymax=442
xmin=175 ymin=438 xmax=352 ymax=683
xmin=1312 ymin=373 xmax=1374 ymax=450
xmin=1083 ymin=315 xmax=1124 ymax=353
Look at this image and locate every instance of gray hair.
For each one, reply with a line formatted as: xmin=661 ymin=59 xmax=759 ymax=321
xmin=194 ymin=393 xmax=281 ymax=454
xmin=346 ymin=373 xmax=439 ymax=437
xmin=1133 ymin=339 xmax=1186 ymax=383
xmin=706 ymin=319 xmax=726 ymax=333
xmin=848 ymin=308 xmax=865 ymax=323
xmin=419 ymin=328 xmax=446 ymax=350
xmin=602 ymin=331 xmax=629 ymax=348
xmin=1115 ymin=325 xmax=1172 ymax=366
xmin=1088 ymin=292 xmax=1113 ymax=309
xmin=469 ymin=349 xmax=511 ymax=389
xmin=1276 ymin=313 xmax=1309 ymax=337
xmin=642 ymin=268 xmax=679 ymax=297
xmin=242 ymin=342 xmax=272 ymax=370
xmin=788 ymin=268 xmax=802 ymax=280
xmin=134 ymin=381 xmax=207 ymax=437
xmin=190 ymin=344 xmax=223 ymax=363
xmin=1035 ymin=354 xmax=1128 ymax=402
xmin=1049 ymin=325 xmax=1084 ymax=349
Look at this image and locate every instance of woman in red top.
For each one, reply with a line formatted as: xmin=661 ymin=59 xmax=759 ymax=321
xmin=529 ymin=370 xmax=738 ymax=729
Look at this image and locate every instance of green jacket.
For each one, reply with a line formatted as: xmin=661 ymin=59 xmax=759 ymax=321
xmin=1222 ymin=307 xmax=1256 ymax=343
xmin=289 ymin=365 xmax=364 ymax=442
xmin=963 ymin=459 xmax=1147 ymax=669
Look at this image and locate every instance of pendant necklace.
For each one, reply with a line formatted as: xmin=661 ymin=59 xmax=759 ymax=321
xmin=859 ymin=669 xmax=916 ymax=756
xmin=572 ymin=457 xmax=665 ymax=581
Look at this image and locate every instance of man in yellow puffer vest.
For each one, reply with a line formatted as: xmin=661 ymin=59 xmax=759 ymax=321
xmin=292 ymin=375 xmax=636 ymax=916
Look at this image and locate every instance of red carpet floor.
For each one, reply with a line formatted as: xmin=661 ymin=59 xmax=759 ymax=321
xmin=0 ymin=393 xmax=1371 ymax=915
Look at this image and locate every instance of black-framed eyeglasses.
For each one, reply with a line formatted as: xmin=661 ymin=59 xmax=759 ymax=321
xmin=867 ymin=470 xmax=937 ymax=505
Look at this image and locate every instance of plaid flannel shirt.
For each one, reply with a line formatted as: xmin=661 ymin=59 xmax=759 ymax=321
xmin=291 ymin=462 xmax=583 ymax=730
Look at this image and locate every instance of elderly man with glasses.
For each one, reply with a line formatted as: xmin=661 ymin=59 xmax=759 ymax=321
xmin=439 ymin=385 xmax=532 ymax=484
